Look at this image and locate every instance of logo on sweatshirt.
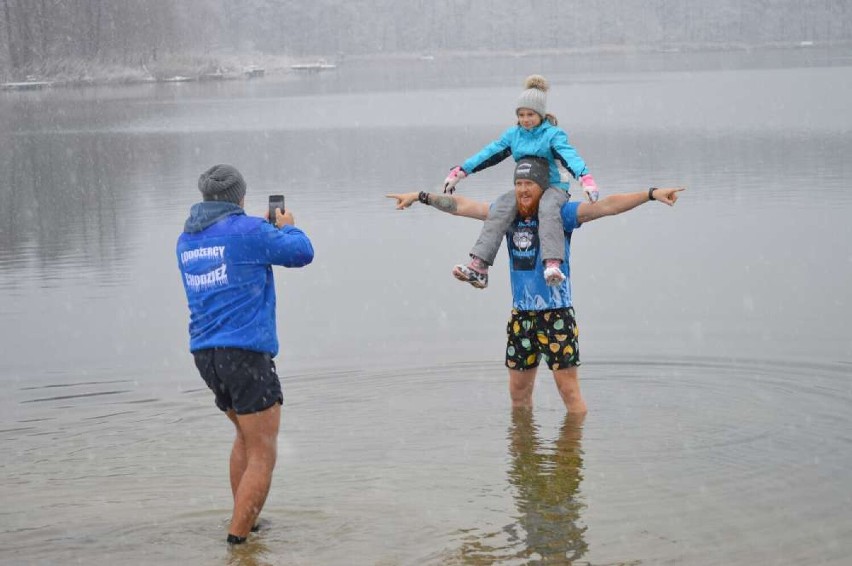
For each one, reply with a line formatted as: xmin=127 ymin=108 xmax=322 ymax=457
xmin=510 ymin=220 xmax=539 ymax=271
xmin=184 ymin=264 xmax=228 ymax=291
xmin=180 ymin=246 xmax=226 ymax=265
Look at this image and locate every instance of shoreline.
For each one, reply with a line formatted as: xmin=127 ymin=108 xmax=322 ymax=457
xmin=3 ymin=39 xmax=849 ymax=91
xmin=0 ymin=52 xmax=298 ymax=90
xmin=350 ymin=38 xmax=852 ymax=62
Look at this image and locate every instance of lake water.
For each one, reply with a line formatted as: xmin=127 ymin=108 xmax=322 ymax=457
xmin=1 ymin=47 xmax=851 ymax=565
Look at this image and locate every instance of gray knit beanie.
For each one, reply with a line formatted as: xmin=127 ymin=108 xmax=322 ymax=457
xmin=514 ymin=157 xmax=550 ymax=190
xmin=516 ymin=75 xmax=549 ymax=119
xmin=198 ymin=164 xmax=246 ymax=204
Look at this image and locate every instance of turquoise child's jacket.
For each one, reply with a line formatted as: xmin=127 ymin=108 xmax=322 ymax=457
xmin=461 ymin=120 xmax=588 ymax=191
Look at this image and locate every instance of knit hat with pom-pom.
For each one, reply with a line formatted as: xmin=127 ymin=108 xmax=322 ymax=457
xmin=516 ymin=74 xmax=549 ymax=118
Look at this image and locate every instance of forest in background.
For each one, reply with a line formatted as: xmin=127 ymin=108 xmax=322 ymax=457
xmin=2 ymin=0 xmax=851 ymax=80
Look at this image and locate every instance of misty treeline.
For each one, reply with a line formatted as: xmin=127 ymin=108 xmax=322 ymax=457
xmin=2 ymin=0 xmax=850 ymax=72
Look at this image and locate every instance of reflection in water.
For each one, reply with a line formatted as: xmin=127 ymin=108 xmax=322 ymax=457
xmin=456 ymin=410 xmax=587 ymax=565
xmin=0 ymin=133 xmax=125 ymax=270
xmin=226 ymin=537 xmax=274 ymax=566
xmin=507 ymin=410 xmax=587 ymax=564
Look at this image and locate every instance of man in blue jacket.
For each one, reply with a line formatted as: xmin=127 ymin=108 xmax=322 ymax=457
xmin=388 ymin=157 xmax=683 ymax=413
xmin=177 ymin=164 xmax=314 ymax=545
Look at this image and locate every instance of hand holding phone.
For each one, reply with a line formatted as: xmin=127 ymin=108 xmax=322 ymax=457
xmin=268 ymin=195 xmax=285 ymax=225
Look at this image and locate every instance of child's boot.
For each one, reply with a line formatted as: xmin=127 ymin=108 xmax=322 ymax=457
xmin=453 ymin=256 xmax=489 ymax=289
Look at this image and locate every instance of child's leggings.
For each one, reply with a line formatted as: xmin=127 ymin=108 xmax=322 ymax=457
xmin=470 ymin=187 xmax=570 ymax=266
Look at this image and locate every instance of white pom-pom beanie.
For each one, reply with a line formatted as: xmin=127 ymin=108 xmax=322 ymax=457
xmin=516 ymin=74 xmax=549 ymax=118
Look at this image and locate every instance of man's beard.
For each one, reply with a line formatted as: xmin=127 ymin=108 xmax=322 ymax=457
xmin=517 ymin=191 xmax=543 ymax=218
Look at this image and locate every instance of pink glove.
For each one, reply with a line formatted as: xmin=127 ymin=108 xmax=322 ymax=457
xmin=443 ymin=166 xmax=467 ymax=194
xmin=580 ymin=174 xmax=599 ymax=203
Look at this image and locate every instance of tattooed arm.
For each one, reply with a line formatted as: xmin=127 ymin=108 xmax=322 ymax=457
xmin=386 ymin=192 xmax=490 ymax=221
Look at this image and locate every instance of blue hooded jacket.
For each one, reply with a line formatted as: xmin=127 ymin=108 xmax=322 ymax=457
xmin=176 ymin=202 xmax=314 ymax=356
xmin=461 ymin=120 xmax=589 ymax=191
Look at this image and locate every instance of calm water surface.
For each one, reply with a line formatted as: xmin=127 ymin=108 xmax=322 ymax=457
xmin=1 ymin=48 xmax=851 ymax=565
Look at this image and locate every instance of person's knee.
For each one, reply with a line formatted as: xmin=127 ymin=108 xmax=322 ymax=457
xmin=542 ymin=187 xmax=566 ymax=203
xmin=492 ymin=190 xmax=518 ymax=213
xmin=236 ymin=404 xmax=280 ymax=447
xmin=243 ymin=436 xmax=277 ymax=475
xmin=246 ymin=427 xmax=278 ymax=457
xmin=510 ymin=383 xmax=531 ymax=400
xmin=509 ymin=373 xmax=535 ymax=399
xmin=541 ymin=189 xmax=558 ymax=205
xmin=496 ymin=190 xmax=516 ymax=204
xmin=510 ymin=388 xmax=533 ymax=407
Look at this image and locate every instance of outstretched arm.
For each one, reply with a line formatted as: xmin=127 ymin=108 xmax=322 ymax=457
xmin=577 ymin=187 xmax=684 ymax=224
xmin=462 ymin=129 xmax=514 ymax=175
xmin=386 ymin=192 xmax=490 ymax=221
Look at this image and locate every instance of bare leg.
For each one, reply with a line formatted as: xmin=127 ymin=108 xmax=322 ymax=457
xmin=551 ymin=367 xmax=587 ymax=414
xmin=226 ymin=410 xmax=248 ymax=502
xmin=509 ymin=367 xmax=538 ymax=408
xmin=227 ymin=403 xmax=281 ymax=538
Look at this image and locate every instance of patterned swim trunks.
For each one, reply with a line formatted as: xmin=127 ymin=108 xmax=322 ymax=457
xmin=505 ymin=307 xmax=580 ymax=371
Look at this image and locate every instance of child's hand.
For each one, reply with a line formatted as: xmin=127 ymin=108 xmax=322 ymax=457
xmin=580 ymin=174 xmax=599 ymax=203
xmin=443 ymin=166 xmax=467 ymax=194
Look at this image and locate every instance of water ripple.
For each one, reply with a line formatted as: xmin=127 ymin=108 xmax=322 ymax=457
xmin=1 ymin=356 xmax=849 ymax=565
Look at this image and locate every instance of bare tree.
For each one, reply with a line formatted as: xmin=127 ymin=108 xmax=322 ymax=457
xmin=1 ymin=0 xmax=851 ymax=76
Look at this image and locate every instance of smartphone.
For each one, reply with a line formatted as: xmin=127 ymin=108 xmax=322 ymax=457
xmin=268 ymin=195 xmax=285 ymax=224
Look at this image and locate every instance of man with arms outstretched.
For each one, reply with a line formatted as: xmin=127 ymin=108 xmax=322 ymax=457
xmin=388 ymin=157 xmax=682 ymax=413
